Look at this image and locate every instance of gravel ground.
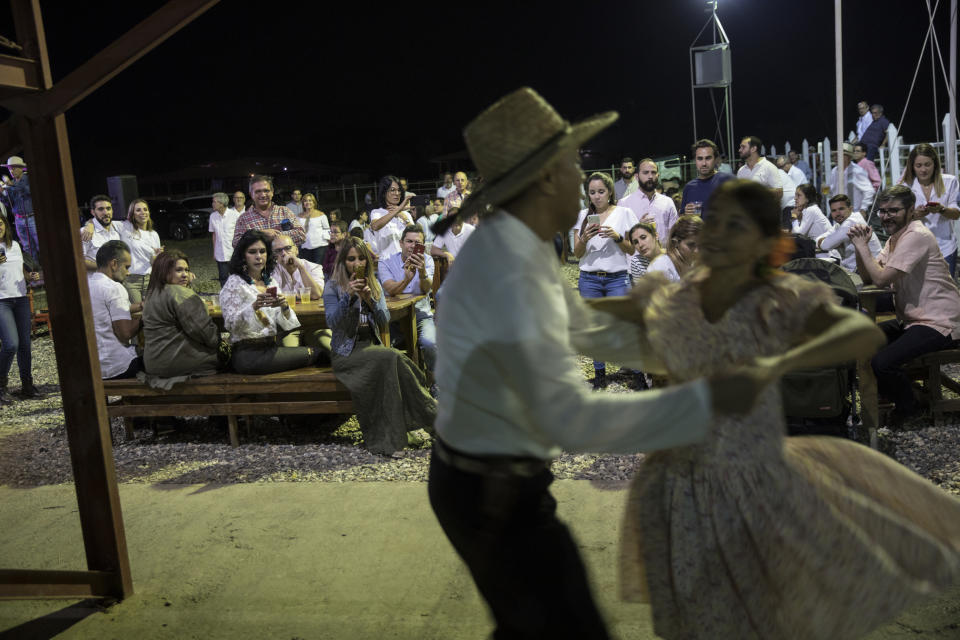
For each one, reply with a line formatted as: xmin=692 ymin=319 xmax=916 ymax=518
xmin=1 ymin=242 xmax=958 ymax=493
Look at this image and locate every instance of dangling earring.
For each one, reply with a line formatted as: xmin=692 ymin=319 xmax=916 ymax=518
xmin=243 ymin=263 xmax=249 ymax=274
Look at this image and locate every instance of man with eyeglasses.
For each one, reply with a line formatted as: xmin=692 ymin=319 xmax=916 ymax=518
xmin=270 ymin=234 xmax=324 ymax=302
xmin=232 ymin=174 xmax=305 ymax=248
xmin=848 ymin=185 xmax=960 ymax=422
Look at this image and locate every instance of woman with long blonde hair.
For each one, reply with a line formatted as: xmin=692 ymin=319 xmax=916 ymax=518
xmin=899 ymin=143 xmax=960 ymax=275
xmin=322 ymin=236 xmax=435 ymax=454
xmin=119 ymin=198 xmax=162 ymax=305
xmin=298 ymin=192 xmax=330 ymax=264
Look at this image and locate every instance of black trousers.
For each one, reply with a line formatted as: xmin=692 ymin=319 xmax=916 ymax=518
xmin=872 ymin=320 xmax=953 ymax=414
xmin=427 ymin=446 xmax=610 ymax=640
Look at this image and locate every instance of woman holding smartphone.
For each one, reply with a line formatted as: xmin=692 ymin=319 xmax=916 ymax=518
xmin=899 ymin=143 xmax=960 ymax=276
xmin=220 ymin=230 xmax=320 ymax=374
xmin=572 ymin=172 xmax=640 ymax=389
xmin=322 ymin=236 xmax=435 ymax=455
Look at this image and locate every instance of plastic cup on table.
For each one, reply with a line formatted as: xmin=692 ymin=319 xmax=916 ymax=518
xmin=298 ymin=287 xmax=312 ymax=305
xmin=285 ymin=293 xmax=297 ymax=307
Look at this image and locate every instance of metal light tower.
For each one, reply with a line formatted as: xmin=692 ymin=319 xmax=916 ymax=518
xmin=690 ymin=0 xmax=734 ymax=164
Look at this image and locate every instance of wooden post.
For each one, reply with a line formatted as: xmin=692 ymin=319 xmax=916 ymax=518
xmin=19 ymin=113 xmax=133 ymax=598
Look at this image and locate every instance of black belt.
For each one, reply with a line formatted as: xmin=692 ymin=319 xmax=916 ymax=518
xmin=433 ymin=438 xmax=551 ymax=478
xmin=582 ymin=270 xmax=626 ymax=278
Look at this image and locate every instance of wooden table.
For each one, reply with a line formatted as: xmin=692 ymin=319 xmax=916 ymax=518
xmin=209 ymin=293 xmax=426 ymax=366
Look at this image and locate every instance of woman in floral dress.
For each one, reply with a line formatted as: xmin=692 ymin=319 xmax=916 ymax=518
xmin=620 ymin=179 xmax=960 ymax=639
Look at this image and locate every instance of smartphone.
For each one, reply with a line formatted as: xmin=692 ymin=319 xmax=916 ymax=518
xmin=355 ymin=263 xmax=367 ymax=280
xmin=587 ymin=214 xmax=601 ymax=225
xmin=413 ymin=242 xmax=425 ymax=255
xmin=280 ymin=219 xmax=293 ymax=231
xmin=266 ymin=286 xmax=277 ymax=297
xmin=927 ymin=201 xmax=940 ymax=208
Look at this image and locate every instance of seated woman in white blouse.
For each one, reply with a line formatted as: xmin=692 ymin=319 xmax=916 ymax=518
xmin=790 ymin=184 xmax=837 ymax=260
xmin=647 ymin=214 xmax=702 ymax=282
xmin=221 ymin=230 xmax=320 ymax=374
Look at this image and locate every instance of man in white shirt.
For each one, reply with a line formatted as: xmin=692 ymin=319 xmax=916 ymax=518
xmin=436 ymin=173 xmax=455 ymax=199
xmin=828 ymin=143 xmax=876 ymax=216
xmin=418 ymin=197 xmax=442 ymax=246
xmin=737 ymin=136 xmax=783 ymax=201
xmin=89 ymin=240 xmax=141 ymax=379
xmin=231 ymin=190 xmax=247 ymax=214
xmin=430 ymin=214 xmax=475 ymax=263
xmin=855 ymin=100 xmax=873 ymax=141
xmin=427 ymin=87 xmax=766 ymax=639
xmin=619 ymin=158 xmax=678 ymax=245
xmin=613 ymin=157 xmax=639 ymax=201
xmin=270 ymin=234 xmax=324 ymax=300
xmin=777 ymin=165 xmax=797 ymax=228
xmin=82 ymin=195 xmax=121 ymax=272
xmin=816 ymin=194 xmax=882 ymax=277
xmin=209 ymin=192 xmax=239 ymax=287
xmin=285 ymin=188 xmax=303 ymax=215
xmin=788 ymin=149 xmax=812 ymax=183
xmin=777 ymin=155 xmax=808 ymax=187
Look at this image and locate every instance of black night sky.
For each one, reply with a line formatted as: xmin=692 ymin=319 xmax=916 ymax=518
xmin=2 ymin=0 xmax=956 ymax=196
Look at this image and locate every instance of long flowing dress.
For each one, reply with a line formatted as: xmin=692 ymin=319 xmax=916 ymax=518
xmin=620 ymin=269 xmax=960 ymax=640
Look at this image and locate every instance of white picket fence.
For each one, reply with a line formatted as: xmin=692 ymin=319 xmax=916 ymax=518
xmin=767 ymin=113 xmax=960 ymax=192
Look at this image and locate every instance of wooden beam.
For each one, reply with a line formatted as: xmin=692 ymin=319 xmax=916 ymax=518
xmin=0 ymin=570 xmax=116 ymax=599
xmin=10 ymin=0 xmax=53 ymax=89
xmin=0 ymin=54 xmax=42 ymax=93
xmin=17 ymin=113 xmax=132 ymax=600
xmin=2 ymin=0 xmax=220 ymax=117
xmin=0 ymin=119 xmax=23 ymax=160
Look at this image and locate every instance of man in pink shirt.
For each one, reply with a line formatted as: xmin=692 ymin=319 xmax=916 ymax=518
xmin=618 ymin=158 xmax=678 ymax=245
xmin=852 ymin=142 xmax=882 ymax=190
xmin=849 ymin=185 xmax=960 ymax=421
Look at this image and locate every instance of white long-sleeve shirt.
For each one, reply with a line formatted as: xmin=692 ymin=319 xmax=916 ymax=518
xmin=791 ymin=205 xmax=839 ymax=261
xmin=220 ymin=274 xmax=301 ymax=343
xmin=816 ymin=211 xmax=882 ymax=273
xmin=904 ymin=174 xmax=960 ymax=261
xmin=434 ymin=209 xmax=712 ymax=459
xmin=828 ymin=163 xmax=876 ymax=214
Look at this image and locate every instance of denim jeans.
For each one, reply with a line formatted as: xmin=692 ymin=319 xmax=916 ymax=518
xmin=0 ymin=295 xmax=33 ymax=380
xmin=15 ymin=215 xmax=40 ymax=267
xmin=578 ymin=270 xmax=629 ymax=373
xmin=216 ymin=261 xmax=232 ymax=288
xmin=389 ymin=311 xmax=437 ymax=373
xmin=945 ymin=251 xmax=957 ymax=278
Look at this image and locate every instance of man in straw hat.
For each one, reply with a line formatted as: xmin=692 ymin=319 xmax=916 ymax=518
xmin=1 ymin=156 xmax=38 ymax=267
xmin=427 ymin=87 xmax=768 ymax=637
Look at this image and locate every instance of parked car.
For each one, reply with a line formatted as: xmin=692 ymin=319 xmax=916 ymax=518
xmin=176 ymin=195 xmax=215 ymax=215
xmin=148 ymin=199 xmax=209 ymax=241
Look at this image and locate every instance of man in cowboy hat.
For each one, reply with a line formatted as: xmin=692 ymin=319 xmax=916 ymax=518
xmin=1 ymin=156 xmax=39 ymax=267
xmin=427 ymin=87 xmax=768 ymax=638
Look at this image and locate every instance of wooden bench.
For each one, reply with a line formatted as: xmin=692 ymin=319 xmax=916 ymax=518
xmin=904 ymin=348 xmax=960 ymax=425
xmin=103 ymin=367 xmax=353 ymax=447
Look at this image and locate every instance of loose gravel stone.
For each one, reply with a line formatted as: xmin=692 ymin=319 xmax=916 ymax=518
xmin=1 ymin=251 xmax=957 ymax=495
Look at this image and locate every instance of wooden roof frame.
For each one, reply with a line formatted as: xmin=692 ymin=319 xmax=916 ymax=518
xmin=0 ymin=0 xmax=219 ymax=601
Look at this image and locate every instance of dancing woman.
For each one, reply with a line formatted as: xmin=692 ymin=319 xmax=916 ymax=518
xmin=619 ymin=179 xmax=960 ymax=639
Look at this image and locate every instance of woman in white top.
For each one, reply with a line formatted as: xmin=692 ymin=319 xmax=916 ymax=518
xmin=220 ymin=230 xmax=321 ymax=374
xmin=0 ymin=215 xmax=42 ymax=402
xmin=298 ymin=192 xmax=330 ymax=264
xmin=648 ymin=214 xmax=702 ymax=282
xmin=572 ymin=172 xmax=640 ymax=388
xmin=791 ymin=184 xmax=836 ymax=260
xmin=348 ymin=210 xmax=369 ymax=232
xmin=368 ymin=175 xmax=414 ymax=260
xmin=627 ymin=220 xmax=663 ymax=286
xmin=900 ymin=143 xmax=960 ymax=276
xmin=118 ymin=199 xmax=162 ymax=305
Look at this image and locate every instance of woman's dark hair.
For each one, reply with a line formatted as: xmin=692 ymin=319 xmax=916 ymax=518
xmin=707 ymin=179 xmax=781 ymax=239
xmin=229 ymin=229 xmax=275 ymax=284
xmin=0 ymin=215 xmax=12 ymax=245
xmin=349 ymin=226 xmax=364 ymax=239
xmin=667 ymin=214 xmax=703 ymax=250
xmin=145 ymin=249 xmax=189 ymax=300
xmin=795 ymin=183 xmax=819 ymax=207
xmin=584 ymin=172 xmax=616 ymax=212
xmin=376 ymin=175 xmax=401 ymax=209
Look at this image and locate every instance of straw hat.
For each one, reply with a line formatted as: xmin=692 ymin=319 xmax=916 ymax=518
xmin=4 ymin=156 xmax=25 ymax=168
xmin=435 ymin=88 xmax=617 ymax=233
xmin=842 ymin=142 xmax=854 ymax=155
